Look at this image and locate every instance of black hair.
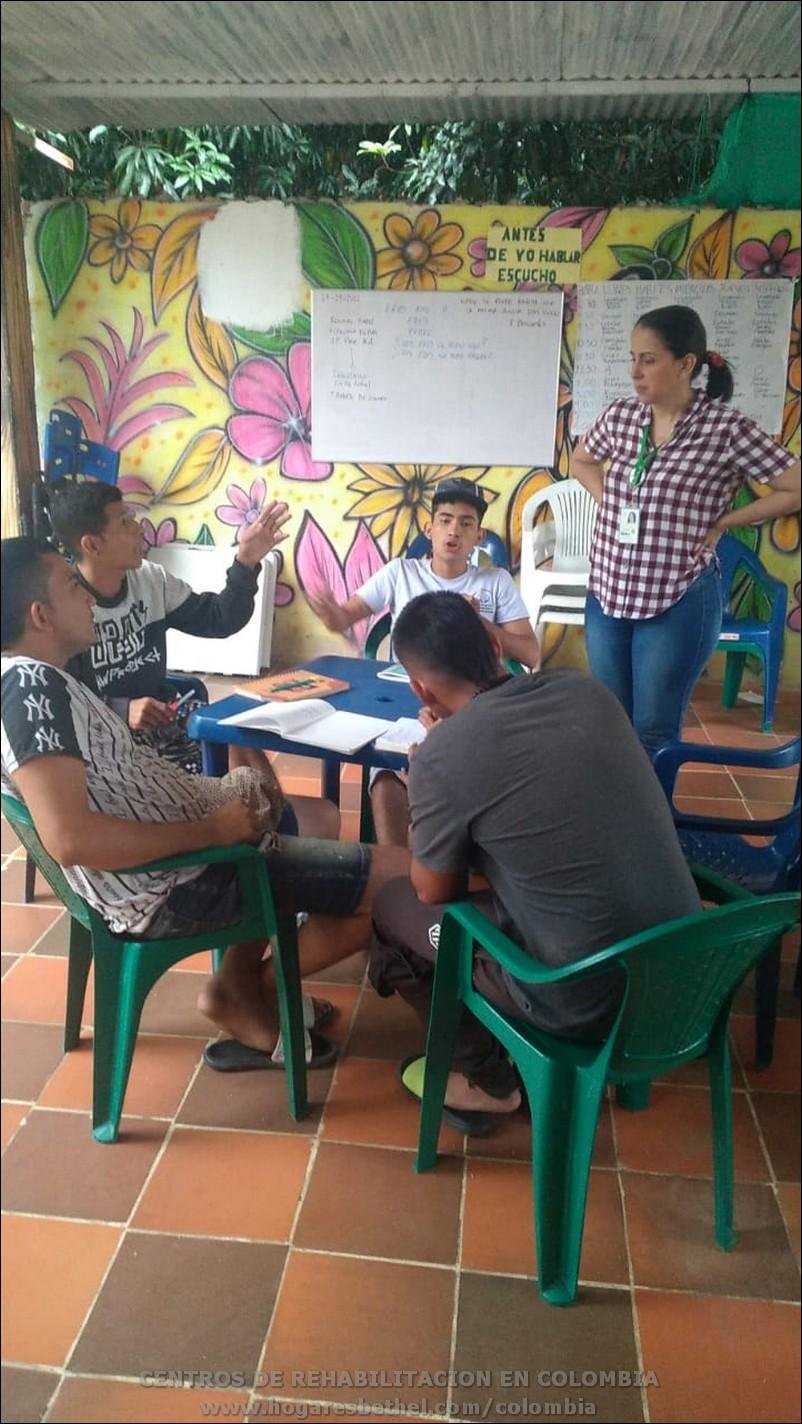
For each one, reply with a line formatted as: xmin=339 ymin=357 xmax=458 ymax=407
xmin=0 ymin=537 xmax=57 ymax=649
xmin=431 ymin=484 xmax=486 ymax=525
xmin=635 ymin=305 xmax=734 ymax=402
xmin=48 ymin=479 xmax=122 ymax=555
xmin=393 ymin=592 xmax=500 ymax=687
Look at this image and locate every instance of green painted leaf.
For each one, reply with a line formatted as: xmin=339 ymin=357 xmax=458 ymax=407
xmin=35 ymin=201 xmax=89 ymax=314
xmin=609 ymin=244 xmax=654 ymax=268
xmin=229 ymin=310 xmax=311 ymax=355
xmin=194 ymin=522 xmax=216 ymax=546
xmin=655 ymin=216 xmax=693 ymax=263
xmin=296 ymin=201 xmax=375 ymax=289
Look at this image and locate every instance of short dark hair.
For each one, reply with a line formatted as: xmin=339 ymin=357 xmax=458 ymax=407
xmin=0 ymin=538 xmax=57 ymax=648
xmin=635 ymin=305 xmax=734 ymax=402
xmin=49 ymin=479 xmax=122 ymax=555
xmin=393 ymin=592 xmax=500 ymax=686
xmin=431 ymin=477 xmax=486 ymax=524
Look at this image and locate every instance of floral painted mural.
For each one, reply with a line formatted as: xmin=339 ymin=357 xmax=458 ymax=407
xmin=25 ymin=199 xmax=801 ymax=679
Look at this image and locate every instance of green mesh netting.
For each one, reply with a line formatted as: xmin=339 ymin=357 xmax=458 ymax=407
xmin=681 ymin=94 xmax=800 ymax=209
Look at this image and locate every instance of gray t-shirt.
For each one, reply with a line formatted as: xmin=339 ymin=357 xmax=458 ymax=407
xmin=408 ymin=670 xmax=701 ymax=1037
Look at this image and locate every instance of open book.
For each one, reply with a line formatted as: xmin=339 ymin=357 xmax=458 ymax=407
xmin=373 ymin=718 xmax=428 ymax=755
xmin=219 ymin=699 xmax=391 ymax=755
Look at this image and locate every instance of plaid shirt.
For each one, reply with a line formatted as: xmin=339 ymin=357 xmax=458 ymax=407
xmin=583 ymin=395 xmax=793 ymax=620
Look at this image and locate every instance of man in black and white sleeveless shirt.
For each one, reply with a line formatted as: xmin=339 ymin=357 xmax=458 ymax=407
xmin=1 ymin=539 xmax=407 ymax=1063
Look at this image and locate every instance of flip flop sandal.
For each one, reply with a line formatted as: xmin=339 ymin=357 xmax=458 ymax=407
xmin=302 ymin=995 xmax=335 ymax=1030
xmin=204 ymin=1030 xmax=337 ymax=1073
xmin=398 ymin=1054 xmax=494 ymax=1137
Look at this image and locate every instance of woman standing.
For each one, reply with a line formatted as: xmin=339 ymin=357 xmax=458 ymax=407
xmin=572 ymin=305 xmax=800 ymax=757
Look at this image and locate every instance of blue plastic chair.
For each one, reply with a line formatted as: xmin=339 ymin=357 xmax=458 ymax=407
xmin=406 ymin=529 xmax=509 ymax=568
xmin=716 ymin=534 xmax=788 ymax=733
xmin=43 ymin=409 xmax=120 ymax=487
xmin=43 ymin=410 xmax=82 ymax=481
xmin=76 ymin=439 xmax=121 ymax=485
xmin=43 ymin=411 xmax=121 ymax=488
xmin=653 ymin=736 xmax=801 ymax=1068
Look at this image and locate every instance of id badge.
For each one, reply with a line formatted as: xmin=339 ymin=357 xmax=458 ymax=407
xmin=618 ymin=507 xmax=641 ymax=544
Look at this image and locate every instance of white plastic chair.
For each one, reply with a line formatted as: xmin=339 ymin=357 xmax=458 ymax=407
xmin=519 ymin=479 xmax=598 ymax=640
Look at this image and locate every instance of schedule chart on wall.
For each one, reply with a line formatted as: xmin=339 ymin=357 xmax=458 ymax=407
xmin=572 ymin=279 xmax=795 ymax=436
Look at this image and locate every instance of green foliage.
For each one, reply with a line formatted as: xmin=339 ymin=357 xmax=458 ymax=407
xmin=16 ymin=115 xmax=723 ymax=206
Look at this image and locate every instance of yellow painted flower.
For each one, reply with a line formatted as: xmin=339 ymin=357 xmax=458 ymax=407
xmin=376 ymin=209 xmax=463 ymax=291
xmin=505 ymin=469 xmax=555 ymax=570
xmin=347 ymin=463 xmax=493 ymax=557
xmin=88 ymin=199 xmax=161 ymax=284
xmin=748 ymin=478 xmax=801 ymax=556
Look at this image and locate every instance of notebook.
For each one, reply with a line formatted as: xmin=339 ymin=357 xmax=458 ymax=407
xmin=220 ymin=699 xmax=391 ymax=755
xmin=237 ymin=669 xmax=350 ymax=701
xmin=372 ymin=718 xmax=428 ymax=755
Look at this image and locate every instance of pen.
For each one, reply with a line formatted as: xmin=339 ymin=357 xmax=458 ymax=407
xmin=170 ymin=690 xmax=195 ymax=715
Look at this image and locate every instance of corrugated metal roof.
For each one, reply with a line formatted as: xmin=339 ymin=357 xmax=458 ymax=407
xmin=1 ymin=0 xmax=799 ymax=130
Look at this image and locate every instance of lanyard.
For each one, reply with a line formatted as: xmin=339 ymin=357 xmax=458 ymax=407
xmin=629 ymin=424 xmax=658 ymax=490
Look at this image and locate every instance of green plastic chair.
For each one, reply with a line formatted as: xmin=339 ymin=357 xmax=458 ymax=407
xmin=414 ymin=866 xmax=800 ymax=1306
xmin=2 ymin=793 xmax=307 ymax=1143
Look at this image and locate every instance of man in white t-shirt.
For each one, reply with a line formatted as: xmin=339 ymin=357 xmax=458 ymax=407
xmin=310 ymin=478 xmax=540 ymax=844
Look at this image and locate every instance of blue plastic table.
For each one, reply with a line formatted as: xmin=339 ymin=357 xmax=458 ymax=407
xmin=187 ymin=654 xmax=422 ymax=804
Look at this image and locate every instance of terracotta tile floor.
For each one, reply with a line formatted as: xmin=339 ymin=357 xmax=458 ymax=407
xmin=1 ymin=679 xmax=800 ymax=1424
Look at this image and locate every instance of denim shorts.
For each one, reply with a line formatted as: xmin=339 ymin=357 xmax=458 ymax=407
xmin=144 ymin=832 xmax=371 ymax=939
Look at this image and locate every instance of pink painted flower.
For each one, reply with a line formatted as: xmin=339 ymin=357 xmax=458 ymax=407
xmin=515 ymin=280 xmax=578 ymax=325
xmin=295 ymin=513 xmax=386 ymax=649
xmin=467 ymin=237 xmax=487 ymax=278
xmin=226 ymin=344 xmax=332 ymax=482
xmin=140 ymin=516 xmax=178 ymax=552
xmin=562 ymin=283 xmax=579 ymax=324
xmin=215 ymin=476 xmax=268 ymax=543
xmin=789 ymin=582 xmax=801 ymax=635
xmin=735 ymin=231 xmax=801 ymax=281
xmin=273 ymin=549 xmax=295 ymax=607
xmin=115 ymin=472 xmax=154 ymax=517
xmin=542 ymin=206 xmax=609 ymax=252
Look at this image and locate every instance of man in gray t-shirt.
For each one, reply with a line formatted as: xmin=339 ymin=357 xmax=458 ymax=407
xmin=369 ymin=592 xmax=701 ymax=1133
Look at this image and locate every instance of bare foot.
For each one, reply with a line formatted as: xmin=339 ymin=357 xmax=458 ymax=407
xmin=445 ymin=1071 xmax=521 ymax=1115
xmin=197 ymin=979 xmax=278 ymax=1055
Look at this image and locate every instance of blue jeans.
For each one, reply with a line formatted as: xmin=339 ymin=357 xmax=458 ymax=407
xmin=585 ymin=567 xmax=723 ymax=759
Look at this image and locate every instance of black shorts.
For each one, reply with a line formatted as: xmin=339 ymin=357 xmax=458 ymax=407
xmin=144 ymin=834 xmax=371 ymax=939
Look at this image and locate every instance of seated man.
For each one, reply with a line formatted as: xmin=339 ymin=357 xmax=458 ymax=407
xmin=310 ymin=476 xmax=540 ymax=845
xmin=1 ymin=538 xmax=408 ymax=1067
xmin=369 ymin=592 xmax=701 ymax=1134
xmin=48 ymin=478 xmax=335 ymax=838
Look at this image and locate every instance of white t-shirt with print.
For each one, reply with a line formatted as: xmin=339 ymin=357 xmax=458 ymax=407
xmin=357 ymin=557 xmax=528 ymax=626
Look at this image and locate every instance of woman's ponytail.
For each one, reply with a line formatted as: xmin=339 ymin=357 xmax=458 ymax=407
xmin=704 ymin=350 xmax=734 ymax=403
